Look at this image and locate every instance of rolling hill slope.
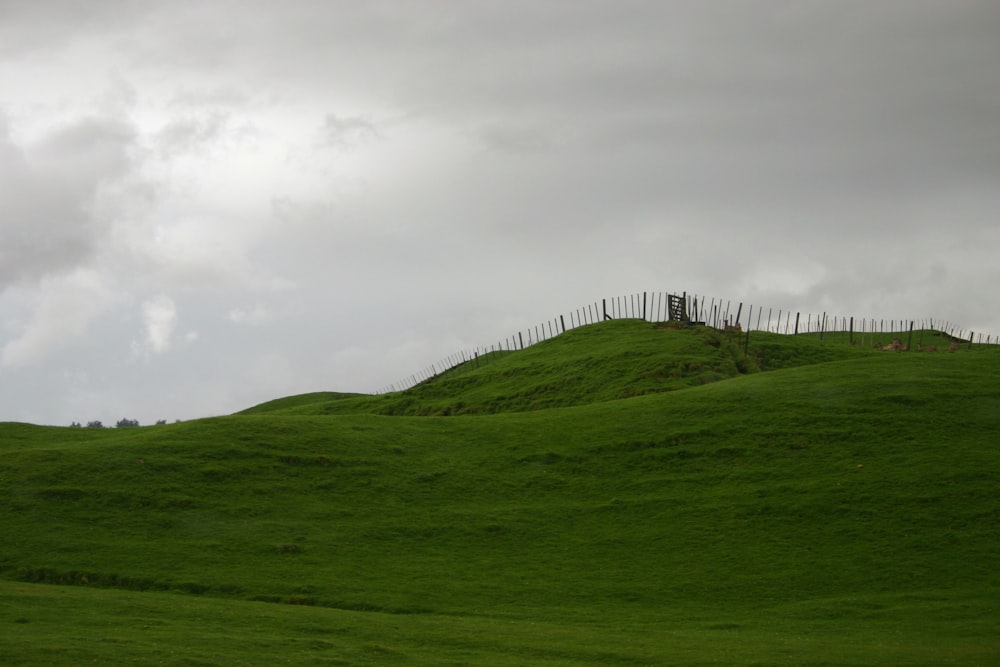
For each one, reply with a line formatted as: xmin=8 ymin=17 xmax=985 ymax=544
xmin=1 ymin=320 xmax=998 ymax=665
xmin=241 ymin=319 xmax=892 ymax=417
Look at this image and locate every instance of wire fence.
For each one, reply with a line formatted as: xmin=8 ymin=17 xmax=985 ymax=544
xmin=376 ymin=291 xmax=997 ymax=394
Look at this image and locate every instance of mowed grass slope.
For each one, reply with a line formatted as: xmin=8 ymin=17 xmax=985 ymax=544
xmin=2 ymin=321 xmax=998 ymax=665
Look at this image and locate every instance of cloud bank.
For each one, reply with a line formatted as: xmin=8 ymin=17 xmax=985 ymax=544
xmin=1 ymin=1 xmax=998 ymax=425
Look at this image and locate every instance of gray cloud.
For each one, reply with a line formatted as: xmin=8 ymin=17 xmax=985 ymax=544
xmin=155 ymin=111 xmax=230 ymax=157
xmin=0 ymin=0 xmax=141 ymax=55
xmin=0 ymin=114 xmax=137 ymax=287
xmin=321 ymin=114 xmax=381 ymax=150
xmin=169 ymin=86 xmax=251 ymax=109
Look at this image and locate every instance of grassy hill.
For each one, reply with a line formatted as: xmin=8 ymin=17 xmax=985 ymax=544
xmin=239 ymin=319 xmax=891 ymax=417
xmin=2 ymin=320 xmax=998 ymax=665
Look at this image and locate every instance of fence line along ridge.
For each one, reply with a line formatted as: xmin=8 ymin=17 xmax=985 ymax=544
xmin=376 ymin=291 xmax=996 ymax=394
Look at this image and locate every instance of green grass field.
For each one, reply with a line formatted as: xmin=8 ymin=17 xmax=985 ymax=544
xmin=2 ymin=320 xmax=998 ymax=665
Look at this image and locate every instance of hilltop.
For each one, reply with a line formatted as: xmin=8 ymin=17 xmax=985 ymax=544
xmin=240 ymin=318 xmax=894 ymax=417
xmin=1 ymin=320 xmax=998 ymax=665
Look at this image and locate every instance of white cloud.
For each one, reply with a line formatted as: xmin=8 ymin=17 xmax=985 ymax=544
xmin=1 ymin=268 xmax=117 ymax=367
xmin=228 ymin=304 xmax=273 ymax=326
xmin=133 ymin=294 xmax=178 ymax=356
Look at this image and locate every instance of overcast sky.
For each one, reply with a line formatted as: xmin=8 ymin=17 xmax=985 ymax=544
xmin=2 ymin=1 xmax=998 ymax=426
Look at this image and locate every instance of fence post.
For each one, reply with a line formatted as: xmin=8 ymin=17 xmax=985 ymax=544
xmin=849 ymin=316 xmax=854 ymax=345
xmin=794 ymin=312 xmax=800 ymax=335
xmin=560 ymin=315 xmax=566 ymax=333
xmin=969 ymin=332 xmax=974 ymax=350
xmin=744 ymin=305 xmax=752 ymax=355
xmin=907 ymin=321 xmax=914 ymax=351
xmin=603 ymin=299 xmax=608 ymax=321
xmin=518 ymin=332 xmax=524 ymax=350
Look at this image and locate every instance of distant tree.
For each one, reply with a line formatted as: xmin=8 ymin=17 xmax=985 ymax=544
xmin=86 ymin=421 xmax=104 ymax=429
xmin=115 ymin=418 xmax=140 ymax=428
xmin=69 ymin=422 xmax=82 ymax=428
xmin=155 ymin=419 xmax=167 ymax=426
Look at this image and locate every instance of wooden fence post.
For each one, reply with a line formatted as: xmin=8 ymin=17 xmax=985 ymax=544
xmin=603 ymin=299 xmax=608 ymax=321
xmin=744 ymin=305 xmax=753 ymax=355
xmin=560 ymin=315 xmax=566 ymax=333
xmin=849 ymin=316 xmax=854 ymax=345
xmin=794 ymin=312 xmax=800 ymax=335
xmin=907 ymin=321 xmax=914 ymax=351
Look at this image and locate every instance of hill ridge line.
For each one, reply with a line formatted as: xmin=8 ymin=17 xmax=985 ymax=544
xmin=378 ymin=290 xmax=994 ymax=393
